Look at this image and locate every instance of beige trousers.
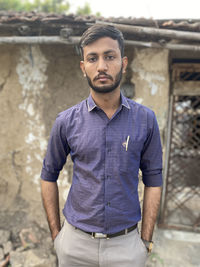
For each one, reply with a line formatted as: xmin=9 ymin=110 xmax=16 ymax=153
xmin=54 ymin=220 xmax=148 ymax=267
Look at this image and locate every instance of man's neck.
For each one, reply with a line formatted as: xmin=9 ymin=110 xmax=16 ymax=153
xmin=90 ymin=88 xmax=121 ymax=119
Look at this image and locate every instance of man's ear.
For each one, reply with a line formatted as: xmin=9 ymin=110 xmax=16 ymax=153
xmin=122 ymin=56 xmax=128 ymax=74
xmin=80 ymin=61 xmax=86 ymax=77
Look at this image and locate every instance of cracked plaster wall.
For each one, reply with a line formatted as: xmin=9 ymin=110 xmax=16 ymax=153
xmin=0 ymin=44 xmax=89 ymax=227
xmin=0 ymin=45 xmax=23 ymax=211
xmin=0 ymin=45 xmax=169 ymax=228
xmin=131 ymin=48 xmax=170 ymax=144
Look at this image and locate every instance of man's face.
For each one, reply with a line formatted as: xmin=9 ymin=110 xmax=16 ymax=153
xmin=80 ymin=37 xmax=127 ymax=94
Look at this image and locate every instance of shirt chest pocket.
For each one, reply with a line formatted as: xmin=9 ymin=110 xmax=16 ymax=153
xmin=119 ymin=137 xmax=144 ymax=173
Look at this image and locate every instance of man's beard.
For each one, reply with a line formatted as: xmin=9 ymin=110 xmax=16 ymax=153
xmin=86 ymin=67 xmax=123 ymax=94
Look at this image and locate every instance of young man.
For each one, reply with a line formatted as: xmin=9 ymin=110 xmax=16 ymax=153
xmin=41 ymin=24 xmax=163 ymax=267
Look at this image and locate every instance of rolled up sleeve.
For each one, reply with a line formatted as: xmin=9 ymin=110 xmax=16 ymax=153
xmin=41 ymin=116 xmax=70 ymax=182
xmin=140 ymin=112 xmax=163 ymax=187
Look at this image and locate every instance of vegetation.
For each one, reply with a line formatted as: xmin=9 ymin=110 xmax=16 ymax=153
xmin=0 ymin=0 xmax=70 ymax=13
xmin=0 ymin=0 xmax=100 ymax=15
xmin=77 ymin=2 xmax=101 ymax=16
xmin=76 ymin=2 xmax=91 ymax=15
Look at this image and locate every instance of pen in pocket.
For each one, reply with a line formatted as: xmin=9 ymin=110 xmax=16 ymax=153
xmin=126 ymin=136 xmax=130 ymax=151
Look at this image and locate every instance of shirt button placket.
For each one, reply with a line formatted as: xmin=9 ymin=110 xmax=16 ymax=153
xmin=104 ymin=123 xmax=112 ymax=232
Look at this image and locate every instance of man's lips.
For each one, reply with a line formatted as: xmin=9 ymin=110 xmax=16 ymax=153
xmin=97 ymin=76 xmax=109 ymax=81
xmin=94 ymin=75 xmax=113 ymax=82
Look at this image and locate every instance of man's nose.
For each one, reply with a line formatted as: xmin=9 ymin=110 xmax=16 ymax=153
xmin=97 ymin=58 xmax=108 ymax=72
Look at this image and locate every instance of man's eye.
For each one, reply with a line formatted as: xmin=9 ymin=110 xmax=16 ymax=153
xmin=88 ymin=57 xmax=97 ymax=62
xmin=105 ymin=55 xmax=115 ymax=60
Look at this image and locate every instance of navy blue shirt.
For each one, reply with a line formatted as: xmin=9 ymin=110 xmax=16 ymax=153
xmin=41 ymin=94 xmax=162 ymax=234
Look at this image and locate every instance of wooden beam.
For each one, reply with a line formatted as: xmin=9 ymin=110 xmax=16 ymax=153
xmin=0 ymin=36 xmax=81 ymax=45
xmin=173 ymin=63 xmax=200 ymax=70
xmin=0 ymin=36 xmax=200 ymax=52
xmin=95 ymin=21 xmax=200 ymax=42
xmin=126 ymin=40 xmax=200 ymax=52
xmin=173 ymin=81 xmax=200 ymax=95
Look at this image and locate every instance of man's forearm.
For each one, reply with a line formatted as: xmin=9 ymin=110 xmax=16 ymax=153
xmin=141 ymin=186 xmax=162 ymax=241
xmin=41 ymin=180 xmax=61 ymax=241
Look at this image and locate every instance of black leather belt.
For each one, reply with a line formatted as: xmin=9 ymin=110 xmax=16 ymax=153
xmin=79 ymin=224 xmax=137 ymax=239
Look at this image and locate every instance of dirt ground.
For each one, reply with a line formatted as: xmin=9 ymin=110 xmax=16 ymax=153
xmin=146 ymin=226 xmax=200 ymax=267
xmin=1 ymin=208 xmax=199 ymax=267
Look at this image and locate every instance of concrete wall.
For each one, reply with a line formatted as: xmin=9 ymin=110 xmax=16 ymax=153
xmin=0 ymin=44 xmax=169 ymax=228
xmin=132 ymin=47 xmax=170 ymax=143
xmin=0 ymin=44 xmax=89 ymax=228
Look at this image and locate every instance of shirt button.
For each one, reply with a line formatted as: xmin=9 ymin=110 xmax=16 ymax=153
xmin=107 ymin=148 xmax=111 ymax=153
xmin=106 ymin=175 xmax=111 ymax=179
xmin=107 ymin=202 xmax=110 ymax=206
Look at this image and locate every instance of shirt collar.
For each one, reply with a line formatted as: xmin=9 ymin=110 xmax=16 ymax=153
xmin=121 ymin=93 xmax=130 ymax=110
xmin=87 ymin=94 xmax=97 ymax=112
xmin=87 ymin=92 xmax=130 ymax=112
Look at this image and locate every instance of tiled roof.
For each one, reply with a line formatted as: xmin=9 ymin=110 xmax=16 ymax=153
xmin=0 ymin=11 xmax=200 ymax=47
xmin=0 ymin=11 xmax=200 ymax=32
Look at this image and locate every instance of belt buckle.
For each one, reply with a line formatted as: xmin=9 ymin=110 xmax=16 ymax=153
xmin=92 ymin=232 xmax=108 ymax=239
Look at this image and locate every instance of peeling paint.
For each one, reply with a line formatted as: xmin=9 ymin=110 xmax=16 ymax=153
xmin=131 ymin=48 xmax=169 ymax=141
xmin=16 ymin=46 xmax=48 ymax=95
xmin=132 ymin=67 xmax=165 ymax=83
xmin=132 ymin=63 xmax=165 ymax=97
xmin=33 ymin=174 xmax=40 ymax=185
xmin=135 ymin=98 xmax=143 ymax=104
xmin=61 ymin=177 xmax=69 ymax=187
xmin=56 ymin=169 xmax=71 ymax=200
xmin=34 ymin=153 xmax=43 ymax=162
xmin=27 ymin=103 xmax=35 ymax=116
xmin=150 ymin=83 xmax=158 ymax=95
xmin=27 ymin=155 xmax=32 ymax=163
xmin=26 ymin=166 xmax=33 ymax=175
xmin=62 ymin=187 xmax=70 ymax=201
xmin=16 ymin=45 xmax=48 ymax=190
xmin=39 ymin=138 xmax=48 ymax=152
xmin=25 ymin=133 xmax=36 ymax=144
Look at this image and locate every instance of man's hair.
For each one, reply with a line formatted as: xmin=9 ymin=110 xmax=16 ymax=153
xmin=79 ymin=24 xmax=124 ymax=59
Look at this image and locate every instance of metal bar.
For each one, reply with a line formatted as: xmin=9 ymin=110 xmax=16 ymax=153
xmin=181 ymin=72 xmax=193 ymax=80
xmin=162 ymin=93 xmax=200 ymax=231
xmin=167 ymin=189 xmax=198 ymax=220
xmin=193 ymin=73 xmax=200 ymax=80
xmin=159 ymin=94 xmax=174 ymax=223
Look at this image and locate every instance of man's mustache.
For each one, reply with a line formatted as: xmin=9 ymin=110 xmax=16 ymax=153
xmin=93 ymin=72 xmax=113 ymax=81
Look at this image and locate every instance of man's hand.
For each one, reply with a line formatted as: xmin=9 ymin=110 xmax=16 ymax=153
xmin=52 ymin=230 xmax=60 ymax=241
xmin=41 ymin=180 xmax=61 ymax=241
